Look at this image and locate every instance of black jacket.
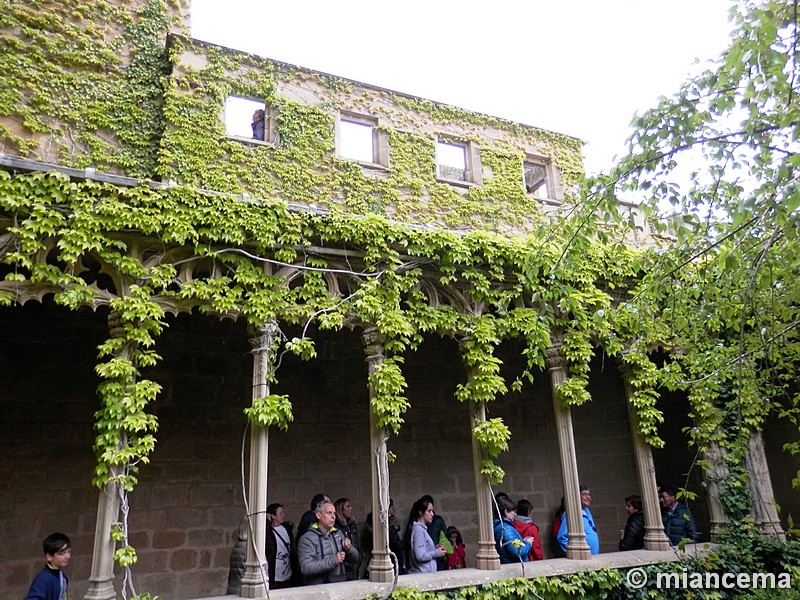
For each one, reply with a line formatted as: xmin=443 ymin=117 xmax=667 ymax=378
xmin=619 ymin=511 xmax=645 ymax=551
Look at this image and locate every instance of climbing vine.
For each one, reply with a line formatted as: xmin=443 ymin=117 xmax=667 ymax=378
xmin=155 ymin=34 xmax=585 ymax=234
xmin=0 ymin=168 xmax=650 ymax=497
xmin=0 ymin=0 xmax=185 ymax=176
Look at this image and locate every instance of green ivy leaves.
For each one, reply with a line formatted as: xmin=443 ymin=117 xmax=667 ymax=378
xmin=244 ymin=394 xmax=294 ymax=430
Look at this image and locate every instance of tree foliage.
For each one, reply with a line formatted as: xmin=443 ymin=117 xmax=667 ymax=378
xmin=582 ymin=0 xmax=800 ymax=493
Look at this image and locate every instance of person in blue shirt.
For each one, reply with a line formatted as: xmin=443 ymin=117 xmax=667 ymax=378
xmin=24 ymin=532 xmax=71 ymax=600
xmin=557 ymin=485 xmax=600 ymax=555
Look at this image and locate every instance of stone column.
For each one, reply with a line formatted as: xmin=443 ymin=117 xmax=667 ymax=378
xmin=546 ymin=345 xmax=591 ymax=559
xmin=702 ymin=441 xmax=729 ymax=540
xmin=746 ymin=431 xmax=786 ymax=541
xmin=362 ymin=328 xmax=395 ymax=582
xmin=83 ymin=484 xmax=120 ymax=600
xmin=240 ymin=321 xmax=276 ymax=598
xmin=470 ymin=399 xmax=501 ymax=570
xmin=618 ymin=359 xmax=671 ymax=551
xmin=85 ymin=310 xmax=125 ymax=600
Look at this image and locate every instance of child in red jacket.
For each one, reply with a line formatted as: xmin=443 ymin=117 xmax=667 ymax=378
xmin=513 ymin=499 xmax=544 ymax=561
xmin=446 ymin=526 xmax=467 ymax=569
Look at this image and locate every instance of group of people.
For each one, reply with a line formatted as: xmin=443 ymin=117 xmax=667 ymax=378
xmin=492 ymin=493 xmax=545 ymax=563
xmin=227 ymin=492 xmax=468 ymax=592
xmin=227 ymin=493 xmax=362 ymax=592
xmin=618 ymin=484 xmax=697 ymax=551
xmin=24 ymin=485 xmax=697 ymax=598
xmin=547 ymin=483 xmax=696 ymax=557
xmin=404 ymin=495 xmax=467 ymax=572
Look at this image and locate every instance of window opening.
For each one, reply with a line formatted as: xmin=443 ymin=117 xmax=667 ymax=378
xmin=437 ymin=140 xmax=467 ymax=181
xmin=523 ymin=161 xmax=550 ymax=199
xmin=340 ymin=119 xmax=375 ymax=163
xmin=225 ymin=96 xmax=276 ymax=143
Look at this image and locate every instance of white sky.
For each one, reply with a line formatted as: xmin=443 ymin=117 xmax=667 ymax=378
xmin=190 ymin=0 xmax=735 ymax=176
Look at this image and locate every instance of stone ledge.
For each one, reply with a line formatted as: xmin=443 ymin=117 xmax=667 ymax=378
xmin=195 ymin=544 xmax=712 ymax=600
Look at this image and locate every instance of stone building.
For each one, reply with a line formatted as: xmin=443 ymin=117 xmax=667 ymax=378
xmin=0 ymin=2 xmax=793 ymax=600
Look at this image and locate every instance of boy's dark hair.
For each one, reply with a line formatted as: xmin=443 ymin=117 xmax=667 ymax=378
xmin=496 ymin=495 xmax=516 ymax=516
xmin=309 ymin=493 xmax=327 ymax=510
xmin=516 ymin=498 xmax=533 ymax=516
xmin=43 ymin=532 xmax=71 ymax=556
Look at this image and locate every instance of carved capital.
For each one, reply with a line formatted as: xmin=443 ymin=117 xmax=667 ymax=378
xmin=361 ymin=327 xmax=385 ymax=365
xmin=248 ymin=320 xmax=277 ymax=355
xmin=617 ymin=344 xmax=640 ymax=380
xmin=545 ymin=344 xmax=565 ymax=370
xmin=107 ymin=310 xmax=124 ymax=339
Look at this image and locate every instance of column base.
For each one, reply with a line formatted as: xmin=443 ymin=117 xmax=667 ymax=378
xmin=757 ymin=520 xmax=786 ymax=542
xmin=643 ymin=529 xmax=671 ymax=551
xmin=475 ymin=541 xmax=501 ymax=570
xmin=709 ymin=522 xmax=726 ymax=541
xmin=240 ymin=565 xmax=268 ymax=599
xmin=239 ymin=583 xmax=268 ymax=599
xmin=83 ymin=577 xmax=116 ymax=600
xmin=368 ymin=551 xmax=396 ymax=582
xmin=566 ymin=542 xmax=592 ymax=560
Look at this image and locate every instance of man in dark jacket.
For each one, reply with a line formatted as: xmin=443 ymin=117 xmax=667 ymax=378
xmin=619 ymin=495 xmax=645 ymax=550
xmin=659 ymin=485 xmax=697 ymax=545
xmin=298 ymin=500 xmax=359 ymax=585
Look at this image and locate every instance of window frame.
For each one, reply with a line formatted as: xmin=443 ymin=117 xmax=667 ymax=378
xmin=522 ymin=154 xmax=560 ymax=201
xmin=224 ymin=95 xmax=279 ymax=146
xmin=335 ymin=112 xmax=389 ymax=169
xmin=435 ymin=136 xmax=482 ymax=187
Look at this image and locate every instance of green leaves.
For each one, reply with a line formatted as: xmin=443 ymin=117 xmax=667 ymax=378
xmin=472 ymin=418 xmax=510 ymax=458
xmin=369 ymin=356 xmax=410 ymax=435
xmin=244 ymin=394 xmax=293 ymax=430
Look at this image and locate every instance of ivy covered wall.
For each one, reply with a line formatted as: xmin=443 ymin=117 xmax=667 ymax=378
xmin=0 ymin=0 xmax=186 ymax=178
xmin=159 ymin=36 xmax=585 ymax=234
xmin=0 ymin=0 xmax=586 ymax=235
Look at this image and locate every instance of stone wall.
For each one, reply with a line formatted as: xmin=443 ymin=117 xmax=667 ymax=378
xmin=651 ymin=389 xmax=711 ymax=541
xmin=0 ymin=302 xmax=108 ymax=599
xmin=762 ymin=418 xmax=800 ymax=531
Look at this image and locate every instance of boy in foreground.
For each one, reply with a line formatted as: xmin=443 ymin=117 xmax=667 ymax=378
xmin=24 ymin=532 xmax=71 ymax=600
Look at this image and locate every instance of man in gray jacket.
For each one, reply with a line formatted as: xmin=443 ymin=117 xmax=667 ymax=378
xmin=298 ymin=500 xmax=359 ymax=585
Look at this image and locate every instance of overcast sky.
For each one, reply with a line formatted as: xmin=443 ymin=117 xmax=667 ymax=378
xmin=190 ymin=1 xmax=735 ymax=176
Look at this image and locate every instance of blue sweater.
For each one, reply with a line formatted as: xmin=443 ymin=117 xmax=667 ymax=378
xmin=557 ymin=508 xmax=600 ymax=554
xmin=24 ymin=564 xmax=67 ymax=600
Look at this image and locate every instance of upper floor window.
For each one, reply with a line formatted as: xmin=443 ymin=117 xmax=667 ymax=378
xmin=336 ymin=113 xmax=388 ymax=167
xmin=224 ymin=96 xmax=278 ymax=144
xmin=523 ymin=156 xmax=559 ymax=200
xmin=436 ymin=137 xmax=481 ymax=185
